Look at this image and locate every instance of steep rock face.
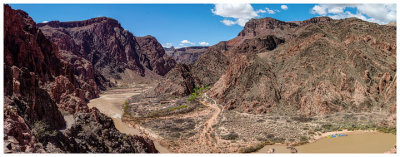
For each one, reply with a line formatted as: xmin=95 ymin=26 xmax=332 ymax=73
xmin=4 ymin=5 xmax=160 ymax=153
xmin=237 ymin=17 xmax=299 ymax=39
xmin=165 ymin=46 xmax=208 ymax=64
xmin=210 ymin=18 xmax=396 ymax=121
xmin=190 ymin=41 xmax=231 ymax=86
xmin=154 ymin=64 xmax=197 ymax=96
xmin=38 ymin=18 xmax=175 ymax=87
xmin=231 ymin=35 xmax=285 ymax=54
xmin=135 ymin=35 xmax=176 ymax=76
xmin=38 ymin=18 xmax=145 ymax=87
xmin=4 ymin=4 xmax=90 ymax=115
xmin=4 ymin=5 xmax=67 ymax=152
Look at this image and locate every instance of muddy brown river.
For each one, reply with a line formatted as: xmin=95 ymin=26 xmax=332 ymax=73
xmin=87 ymin=87 xmax=170 ymax=153
xmin=296 ymin=132 xmax=396 ymax=153
xmin=257 ymin=132 xmax=396 ymax=153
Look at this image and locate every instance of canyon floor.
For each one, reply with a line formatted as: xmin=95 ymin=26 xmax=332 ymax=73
xmin=86 ymin=83 xmax=395 ymax=153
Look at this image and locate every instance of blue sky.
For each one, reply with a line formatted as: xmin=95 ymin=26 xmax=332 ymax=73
xmin=9 ymin=4 xmax=396 ymax=48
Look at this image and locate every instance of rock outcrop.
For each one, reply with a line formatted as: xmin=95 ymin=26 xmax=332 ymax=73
xmin=154 ymin=64 xmax=197 ymax=96
xmin=63 ymin=108 xmax=158 ymax=153
xmin=4 ymin=4 xmax=70 ymax=152
xmin=165 ymin=46 xmax=208 ymax=64
xmin=136 ymin=35 xmax=176 ymax=76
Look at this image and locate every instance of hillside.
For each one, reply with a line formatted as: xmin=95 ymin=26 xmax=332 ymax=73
xmin=155 ymin=16 xmax=396 ymax=125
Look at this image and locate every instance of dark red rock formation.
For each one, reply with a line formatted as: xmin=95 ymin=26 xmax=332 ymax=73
xmin=4 ymin=5 xmax=67 ymax=152
xmin=38 ymin=18 xmax=175 ymax=87
xmin=38 ymin=17 xmax=145 ymax=86
xmin=4 ymin=4 xmax=91 ymax=115
xmin=136 ymin=35 xmax=176 ymax=76
xmin=4 ymin=105 xmax=35 ymax=153
xmin=154 ymin=64 xmax=197 ymax=96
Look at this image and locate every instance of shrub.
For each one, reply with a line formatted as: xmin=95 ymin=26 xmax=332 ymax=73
xmin=31 ymin=121 xmax=58 ymax=142
xmin=376 ymin=127 xmax=396 ymax=134
xmin=186 ymin=86 xmax=211 ymax=102
xmin=169 ymin=105 xmax=188 ymax=111
xmin=123 ymin=101 xmax=130 ymax=115
xmin=300 ymin=136 xmax=308 ymax=142
xmin=221 ymin=132 xmax=239 ymax=140
xmin=239 ymin=142 xmax=272 ymax=153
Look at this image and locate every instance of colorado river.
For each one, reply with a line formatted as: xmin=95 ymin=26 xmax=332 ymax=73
xmin=87 ymin=87 xmax=171 ymax=153
xmin=257 ymin=131 xmax=396 ymax=153
xmin=296 ymin=132 xmax=396 ymax=153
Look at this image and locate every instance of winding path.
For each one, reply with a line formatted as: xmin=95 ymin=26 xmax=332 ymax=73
xmin=197 ymin=93 xmax=222 ymax=152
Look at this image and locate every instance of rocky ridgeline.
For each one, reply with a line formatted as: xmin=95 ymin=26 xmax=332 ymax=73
xmin=38 ymin=17 xmax=175 ymax=88
xmin=4 ymin=5 xmax=158 ymax=153
xmin=164 ymin=46 xmax=209 ymax=64
xmin=155 ymin=16 xmax=396 ymax=127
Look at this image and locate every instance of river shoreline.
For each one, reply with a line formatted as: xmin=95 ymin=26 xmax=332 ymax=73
xmin=257 ymin=129 xmax=396 ymax=153
xmin=310 ymin=129 xmax=378 ymax=142
xmin=87 ymin=86 xmax=171 ymax=153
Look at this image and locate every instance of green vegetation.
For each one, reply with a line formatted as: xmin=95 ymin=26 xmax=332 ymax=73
xmin=146 ymin=103 xmax=194 ymax=118
xmin=123 ymin=101 xmax=130 ymax=116
xmin=186 ymin=85 xmax=211 ymax=102
xmin=221 ymin=131 xmax=239 ymax=140
xmin=316 ymin=122 xmax=396 ymax=135
xmin=239 ymin=141 xmax=275 ymax=153
xmin=187 ymin=87 xmax=199 ymax=101
xmin=169 ymin=105 xmax=188 ymax=111
xmin=376 ymin=127 xmax=396 ymax=134
xmin=300 ymin=136 xmax=308 ymax=142
xmin=31 ymin=121 xmax=58 ymax=141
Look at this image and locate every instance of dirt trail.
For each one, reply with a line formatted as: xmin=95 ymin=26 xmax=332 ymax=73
xmin=197 ymin=93 xmax=222 ymax=152
xmin=87 ymin=86 xmax=170 ymax=153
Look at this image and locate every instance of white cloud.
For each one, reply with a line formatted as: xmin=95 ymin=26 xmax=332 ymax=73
xmin=256 ymin=9 xmax=266 ymax=13
xmin=311 ymin=5 xmax=327 ymax=15
xmin=265 ymin=8 xmax=276 ymax=14
xmin=281 ymin=5 xmax=288 ymax=10
xmin=181 ymin=40 xmax=194 ymax=45
xmin=212 ymin=3 xmax=259 ymax=27
xmin=221 ymin=19 xmax=236 ymax=26
xmin=179 ymin=40 xmax=195 ymax=47
xmin=163 ymin=43 xmax=173 ymax=48
xmin=42 ymin=21 xmax=49 ymax=23
xmin=311 ymin=4 xmax=396 ymax=24
xmin=199 ymin=42 xmax=210 ymax=46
